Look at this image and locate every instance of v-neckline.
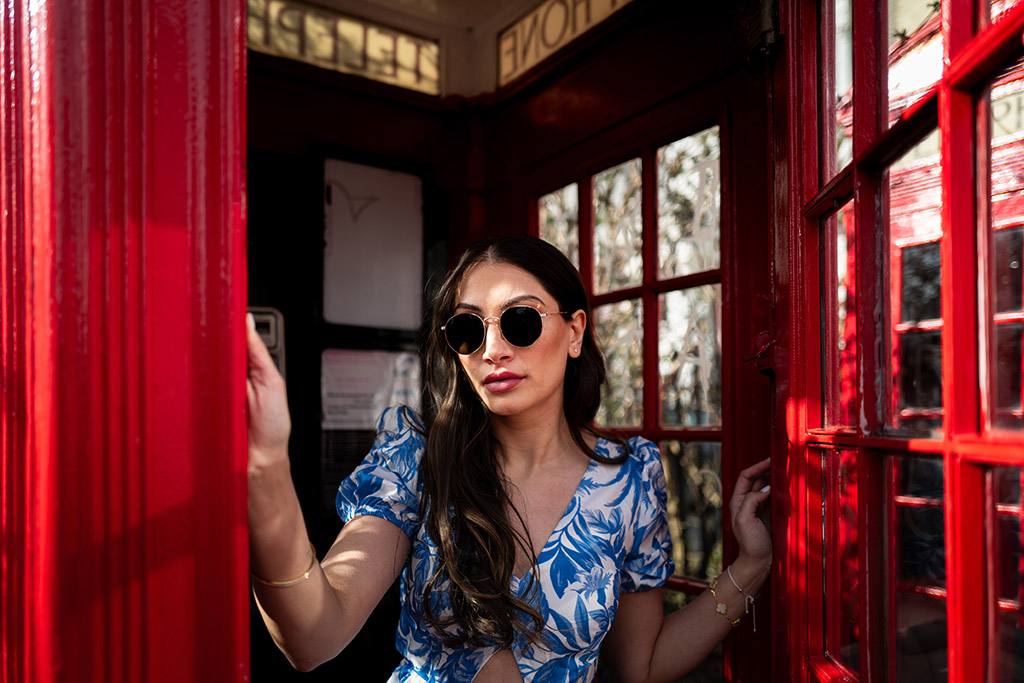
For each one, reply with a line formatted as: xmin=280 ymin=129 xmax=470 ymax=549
xmin=510 ymin=451 xmax=600 ymax=583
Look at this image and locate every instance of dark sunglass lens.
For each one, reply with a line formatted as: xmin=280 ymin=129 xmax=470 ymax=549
xmin=501 ymin=307 xmax=544 ymax=347
xmin=445 ymin=314 xmax=484 ymax=354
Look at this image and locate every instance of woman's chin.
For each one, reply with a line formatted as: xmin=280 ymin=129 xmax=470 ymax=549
xmin=481 ymin=398 xmax=523 ymax=417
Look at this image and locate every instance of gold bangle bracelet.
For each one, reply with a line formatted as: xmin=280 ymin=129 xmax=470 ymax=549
xmin=710 ymin=576 xmax=741 ymax=627
xmin=251 ymin=541 xmax=317 ymax=588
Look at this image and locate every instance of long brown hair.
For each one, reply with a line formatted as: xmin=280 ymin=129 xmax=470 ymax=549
xmin=417 ymin=235 xmax=625 ymax=648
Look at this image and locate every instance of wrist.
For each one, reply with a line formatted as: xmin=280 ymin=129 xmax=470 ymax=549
xmin=248 ymin=446 xmax=291 ymax=477
xmin=730 ymin=554 xmax=771 ymax=593
xmin=247 ymin=455 xmax=300 ymax=530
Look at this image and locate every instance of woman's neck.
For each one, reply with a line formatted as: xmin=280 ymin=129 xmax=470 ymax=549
xmin=490 ymin=412 xmax=578 ymax=472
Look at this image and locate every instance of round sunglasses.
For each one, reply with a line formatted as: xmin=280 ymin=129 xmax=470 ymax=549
xmin=442 ymin=306 xmax=568 ymax=355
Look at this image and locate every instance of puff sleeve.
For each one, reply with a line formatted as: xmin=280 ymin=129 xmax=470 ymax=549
xmin=619 ymin=438 xmax=674 ymax=592
xmin=336 ymin=406 xmax=425 ymax=540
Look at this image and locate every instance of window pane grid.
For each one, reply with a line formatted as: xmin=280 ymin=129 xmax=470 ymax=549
xmin=810 ymin=2 xmax=1024 ymax=682
xmin=543 ymin=126 xmax=723 ymax=436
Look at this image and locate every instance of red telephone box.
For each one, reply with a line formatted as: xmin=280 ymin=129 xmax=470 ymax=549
xmin=5 ymin=0 xmax=1024 ymax=681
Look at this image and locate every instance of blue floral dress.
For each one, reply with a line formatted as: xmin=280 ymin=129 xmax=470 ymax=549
xmin=337 ymin=407 xmax=673 ymax=682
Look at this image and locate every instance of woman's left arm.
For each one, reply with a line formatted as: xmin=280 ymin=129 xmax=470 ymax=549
xmin=601 ymin=458 xmax=772 ymax=683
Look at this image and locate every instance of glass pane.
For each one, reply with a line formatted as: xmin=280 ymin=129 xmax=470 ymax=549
xmin=896 ymin=504 xmax=946 ymax=587
xmin=887 ymin=0 xmax=942 ymax=126
xmin=899 ymin=456 xmax=944 ymax=497
xmin=894 ymin=592 xmax=948 ymax=681
xmin=994 ymin=228 xmax=1023 ymax=314
xmin=889 ymin=132 xmax=942 ymax=437
xmin=995 ymin=324 xmax=1023 ymax=429
xmin=659 ymin=286 xmax=722 ymax=427
xmin=894 ymin=457 xmax=945 ymax=586
xmin=992 ymin=467 xmax=1023 ymax=682
xmin=833 ymin=0 xmax=853 ymax=171
xmin=595 ymin=298 xmax=642 ymax=426
xmin=996 ymin=513 xmax=1020 ymax=602
xmin=824 ymin=201 xmax=857 ymax=426
xmin=897 ymin=331 xmax=943 ymax=433
xmin=593 ymin=159 xmax=643 ymax=294
xmin=901 ymin=242 xmax=941 ymax=323
xmin=988 ymin=55 xmax=1024 ymax=432
xmin=660 ymin=441 xmax=723 ymax=581
xmin=656 ymin=126 xmax=721 ymax=278
xmin=996 ymin=610 xmax=1024 ymax=683
xmin=995 ymin=466 xmax=1022 ymax=505
xmin=539 ymin=183 xmax=579 ymax=268
xmin=825 ymin=449 xmax=859 ymax=671
xmin=990 ymin=0 xmax=1024 ymax=24
xmin=892 ymin=456 xmax=948 ymax=682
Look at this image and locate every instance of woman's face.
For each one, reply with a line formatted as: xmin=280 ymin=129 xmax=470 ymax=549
xmin=451 ymin=261 xmax=585 ymax=421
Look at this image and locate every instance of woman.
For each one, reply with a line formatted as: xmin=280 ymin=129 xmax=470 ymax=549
xmin=247 ymin=235 xmax=772 ymax=682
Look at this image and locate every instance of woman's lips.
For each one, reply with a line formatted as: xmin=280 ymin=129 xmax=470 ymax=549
xmin=483 ymin=372 xmax=523 ymax=393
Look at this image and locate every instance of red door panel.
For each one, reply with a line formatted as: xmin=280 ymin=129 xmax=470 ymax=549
xmin=2 ymin=1 xmax=249 ymax=680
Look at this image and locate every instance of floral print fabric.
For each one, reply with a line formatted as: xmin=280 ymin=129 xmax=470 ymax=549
xmin=337 ymin=407 xmax=673 ymax=682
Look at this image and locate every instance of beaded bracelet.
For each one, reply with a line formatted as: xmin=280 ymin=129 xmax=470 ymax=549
xmin=709 ymin=576 xmax=741 ymax=627
xmin=726 ymin=565 xmax=759 ymax=632
xmin=251 ymin=541 xmax=318 ymax=588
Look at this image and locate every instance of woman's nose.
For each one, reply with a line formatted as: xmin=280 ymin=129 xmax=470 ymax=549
xmin=479 ymin=317 xmax=513 ymax=361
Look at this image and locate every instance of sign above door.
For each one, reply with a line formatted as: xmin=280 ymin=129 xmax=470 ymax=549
xmin=498 ymin=0 xmax=635 ymax=88
xmin=247 ymin=0 xmax=441 ymax=95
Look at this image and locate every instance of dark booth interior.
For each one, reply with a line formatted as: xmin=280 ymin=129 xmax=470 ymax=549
xmin=246 ymin=1 xmax=775 ymax=678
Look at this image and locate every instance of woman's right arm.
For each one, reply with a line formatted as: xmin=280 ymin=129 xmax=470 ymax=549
xmin=247 ymin=315 xmax=411 ymax=671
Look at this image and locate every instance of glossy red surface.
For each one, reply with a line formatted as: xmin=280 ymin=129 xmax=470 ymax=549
xmin=1 ymin=0 xmax=248 ymax=680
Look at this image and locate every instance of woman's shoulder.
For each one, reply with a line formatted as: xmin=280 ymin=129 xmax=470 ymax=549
xmin=593 ymin=435 xmax=666 ymax=494
xmin=594 ymin=434 xmax=660 ymax=466
xmin=371 ymin=405 xmax=427 ymax=460
xmin=376 ymin=404 xmax=425 ymax=435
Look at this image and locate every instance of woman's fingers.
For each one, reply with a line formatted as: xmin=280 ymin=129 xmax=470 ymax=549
xmin=734 ymin=458 xmax=770 ymax=493
xmin=246 ymin=313 xmax=279 ymax=384
xmin=730 ymin=459 xmax=773 ymax=565
xmin=245 ymin=313 xmax=292 ymax=456
xmin=733 ymin=487 xmax=773 ymax=563
xmin=730 ymin=457 xmax=770 ymax=515
xmin=737 ymin=487 xmax=770 ymax=518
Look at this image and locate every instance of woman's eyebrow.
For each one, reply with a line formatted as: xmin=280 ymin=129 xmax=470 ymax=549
xmin=453 ymin=294 xmax=546 ymax=312
xmin=502 ymin=294 xmax=545 ymax=308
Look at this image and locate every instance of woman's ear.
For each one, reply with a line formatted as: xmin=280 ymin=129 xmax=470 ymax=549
xmin=568 ymin=310 xmax=586 ymax=357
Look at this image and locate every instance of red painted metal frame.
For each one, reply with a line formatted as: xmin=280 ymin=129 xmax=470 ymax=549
xmin=783 ymin=0 xmax=1024 ymax=680
xmin=1 ymin=1 xmax=248 ymax=681
xmin=774 ymin=0 xmax=821 ymax=679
